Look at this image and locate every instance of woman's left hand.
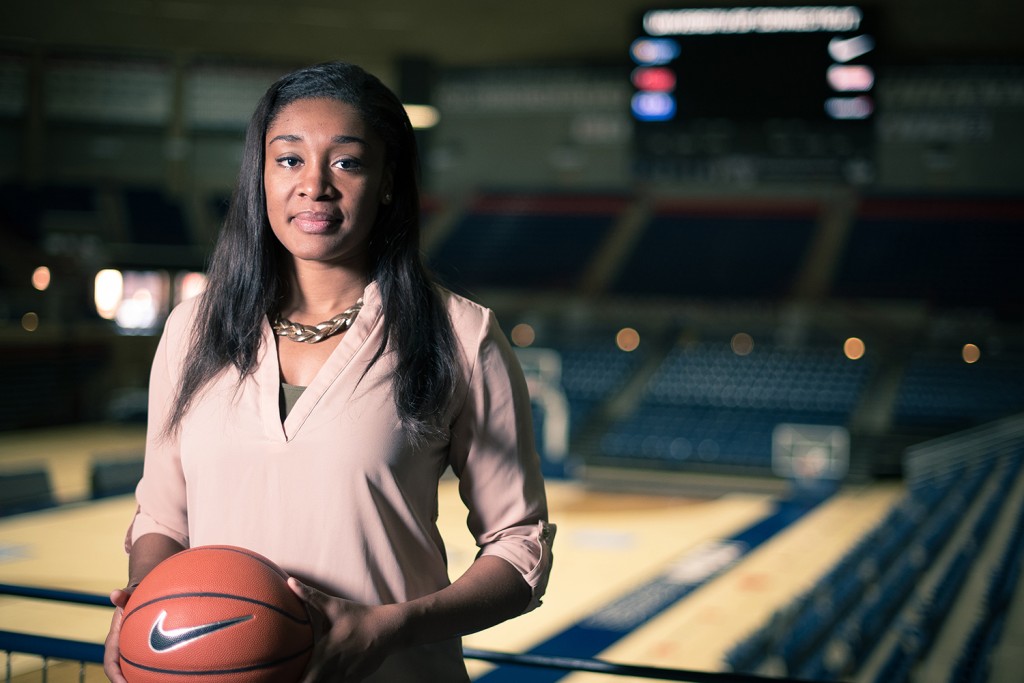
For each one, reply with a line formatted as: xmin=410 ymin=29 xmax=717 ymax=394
xmin=288 ymin=577 xmax=405 ymax=682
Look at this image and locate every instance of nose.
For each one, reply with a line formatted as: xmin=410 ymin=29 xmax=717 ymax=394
xmin=298 ymin=161 xmax=336 ymax=200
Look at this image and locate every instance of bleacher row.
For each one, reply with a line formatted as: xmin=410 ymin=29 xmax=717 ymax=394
xmin=545 ymin=336 xmax=1024 ymax=476
xmin=428 ymin=192 xmax=1023 ymax=310
xmin=949 ymin=486 xmax=1024 ymax=683
xmin=0 ymin=457 xmax=142 ymax=517
xmin=895 ymin=352 xmax=1024 ymax=427
xmin=722 ymin=441 xmax=1024 ymax=683
xmin=597 ymin=341 xmax=870 ymax=472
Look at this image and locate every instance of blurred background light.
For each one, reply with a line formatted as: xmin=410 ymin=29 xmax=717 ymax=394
xmin=404 ymin=103 xmax=440 ymax=129
xmin=511 ymin=323 xmax=536 ymax=348
xmin=828 ymin=34 xmax=875 ymax=62
xmin=731 ymin=332 xmax=754 ymax=356
xmin=631 ymin=91 xmax=676 ymax=121
xmin=31 ymin=266 xmax=51 ymax=291
xmin=631 ymin=66 xmax=676 ymax=92
xmin=616 ymin=327 xmax=640 ymax=352
xmin=21 ymin=312 xmax=39 ymax=332
xmin=844 ymin=337 xmax=866 ymax=360
xmin=825 ymin=95 xmax=874 ymax=120
xmin=94 ymin=269 xmax=123 ymax=320
xmin=630 ymin=38 xmax=681 ymax=65
xmin=827 ymin=64 xmax=875 ymax=92
xmin=175 ymin=271 xmax=208 ymax=305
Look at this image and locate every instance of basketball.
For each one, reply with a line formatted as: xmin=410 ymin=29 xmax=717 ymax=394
xmin=118 ymin=545 xmax=314 ymax=683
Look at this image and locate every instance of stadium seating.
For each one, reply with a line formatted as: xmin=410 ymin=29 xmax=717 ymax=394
xmin=893 ymin=350 xmax=1024 ymax=429
xmin=596 ymin=341 xmax=870 ymax=474
xmin=89 ymin=457 xmax=145 ymax=499
xmin=609 ymin=200 xmax=818 ymax=300
xmin=946 ymin=451 xmax=1024 ymax=683
xmin=428 ymin=191 xmax=626 ymax=293
xmin=725 ymin=440 xmax=1023 ymax=682
xmin=832 ymin=197 xmax=1024 ymax=312
xmin=0 ymin=467 xmax=55 ymax=516
xmin=555 ymin=338 xmax=645 ymax=437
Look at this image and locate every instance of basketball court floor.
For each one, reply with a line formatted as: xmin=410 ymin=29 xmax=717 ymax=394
xmin=0 ymin=423 xmax=1018 ymax=682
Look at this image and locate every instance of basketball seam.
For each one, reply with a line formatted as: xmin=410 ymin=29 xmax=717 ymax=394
xmin=119 ymin=643 xmax=314 ymax=676
xmin=123 ymin=592 xmax=311 ymax=625
xmin=189 ymin=546 xmax=290 ymax=579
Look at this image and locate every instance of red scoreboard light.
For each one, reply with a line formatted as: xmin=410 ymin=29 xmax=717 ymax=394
xmin=630 ymin=5 xmax=878 ymax=185
xmin=632 ymin=66 xmax=677 ymax=92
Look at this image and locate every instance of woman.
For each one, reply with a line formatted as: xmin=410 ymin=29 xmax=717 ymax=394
xmin=103 ymin=61 xmax=554 ymax=682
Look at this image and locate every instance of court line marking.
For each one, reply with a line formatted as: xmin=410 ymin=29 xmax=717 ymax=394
xmin=475 ymin=497 xmax=824 ymax=682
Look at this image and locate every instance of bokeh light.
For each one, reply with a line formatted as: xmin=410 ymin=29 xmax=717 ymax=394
xmin=731 ymin=332 xmax=754 ymax=356
xmin=510 ymin=323 xmax=536 ymax=348
xmin=176 ymin=271 xmax=208 ymax=304
xmin=404 ymin=104 xmax=440 ymax=129
xmin=31 ymin=266 xmax=51 ymax=291
xmin=616 ymin=327 xmax=641 ymax=352
xmin=631 ymin=66 xmax=676 ymax=92
xmin=21 ymin=312 xmax=39 ymax=332
xmin=95 ymin=269 xmax=124 ymax=320
xmin=844 ymin=337 xmax=866 ymax=360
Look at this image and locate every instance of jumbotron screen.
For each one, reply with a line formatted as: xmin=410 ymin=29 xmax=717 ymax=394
xmin=630 ymin=5 xmax=877 ymax=184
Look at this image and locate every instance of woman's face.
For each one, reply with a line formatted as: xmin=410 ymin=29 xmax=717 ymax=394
xmin=264 ymin=97 xmax=392 ymax=269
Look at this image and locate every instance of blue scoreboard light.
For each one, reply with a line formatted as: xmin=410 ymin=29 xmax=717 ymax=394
xmin=630 ymin=5 xmax=877 ymax=185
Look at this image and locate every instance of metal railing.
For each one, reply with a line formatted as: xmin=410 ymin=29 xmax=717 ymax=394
xmin=1 ymin=584 xmax=821 ymax=683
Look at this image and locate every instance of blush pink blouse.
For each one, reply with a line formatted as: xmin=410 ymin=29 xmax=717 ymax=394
xmin=127 ymin=282 xmax=555 ymax=681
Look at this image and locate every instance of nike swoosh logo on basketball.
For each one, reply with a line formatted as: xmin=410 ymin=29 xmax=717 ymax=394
xmin=148 ymin=610 xmax=254 ymax=652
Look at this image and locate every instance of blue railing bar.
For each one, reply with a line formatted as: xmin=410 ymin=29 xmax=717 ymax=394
xmin=462 ymin=648 xmax=831 ymax=683
xmin=0 ymin=583 xmax=110 ymax=607
xmin=0 ymin=586 xmax=831 ymax=682
xmin=0 ymin=630 xmax=104 ymax=663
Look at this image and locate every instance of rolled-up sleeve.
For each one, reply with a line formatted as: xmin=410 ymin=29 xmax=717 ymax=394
xmin=124 ymin=304 xmax=191 ymax=553
xmin=449 ymin=310 xmax=555 ymax=613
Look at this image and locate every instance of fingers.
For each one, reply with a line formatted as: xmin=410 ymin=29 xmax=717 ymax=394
xmin=287 ymin=576 xmax=310 ymax=601
xmin=103 ymin=605 xmax=128 ymax=683
xmin=288 ymin=577 xmax=332 ymax=640
xmin=104 ymin=584 xmax=139 ymax=682
xmin=109 ymin=588 xmax=131 ymax=609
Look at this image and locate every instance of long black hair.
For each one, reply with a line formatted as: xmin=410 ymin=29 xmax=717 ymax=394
xmin=166 ymin=61 xmax=458 ymax=444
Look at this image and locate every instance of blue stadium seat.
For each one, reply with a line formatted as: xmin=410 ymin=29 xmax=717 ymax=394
xmin=610 ymin=200 xmax=819 ymax=299
xmin=0 ymin=468 xmax=56 ymax=516
xmin=429 ymin=192 xmax=625 ymax=293
xmin=832 ymin=197 xmax=1024 ymax=311
xmin=597 ymin=341 xmax=869 ymax=473
xmin=893 ymin=351 xmax=1024 ymax=429
xmin=90 ymin=457 xmax=145 ymax=499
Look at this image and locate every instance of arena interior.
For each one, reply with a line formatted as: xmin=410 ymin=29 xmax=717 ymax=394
xmin=1 ymin=1 xmax=1023 ymax=682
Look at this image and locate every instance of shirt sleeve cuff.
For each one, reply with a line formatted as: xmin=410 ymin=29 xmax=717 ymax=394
xmin=124 ymin=507 xmax=190 ymax=554
xmin=480 ymin=520 xmax=556 ymax=614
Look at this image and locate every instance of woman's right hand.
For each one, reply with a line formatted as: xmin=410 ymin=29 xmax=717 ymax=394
xmin=103 ymin=586 xmax=134 ymax=683
xmin=105 ymin=533 xmax=186 ymax=680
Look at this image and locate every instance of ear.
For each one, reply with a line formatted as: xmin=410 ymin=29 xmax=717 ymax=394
xmin=380 ymin=165 xmax=395 ymax=205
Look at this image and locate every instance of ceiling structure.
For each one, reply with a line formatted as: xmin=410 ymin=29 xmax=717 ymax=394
xmin=5 ymin=1 xmax=1024 ymax=79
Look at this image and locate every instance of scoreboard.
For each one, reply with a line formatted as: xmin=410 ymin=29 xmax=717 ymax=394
xmin=630 ymin=5 xmax=877 ymax=185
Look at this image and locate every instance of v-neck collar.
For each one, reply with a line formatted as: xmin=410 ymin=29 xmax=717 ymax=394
xmin=260 ymin=281 xmax=382 ymax=442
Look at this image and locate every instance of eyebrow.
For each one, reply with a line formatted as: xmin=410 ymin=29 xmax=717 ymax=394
xmin=267 ymin=134 xmax=368 ymax=146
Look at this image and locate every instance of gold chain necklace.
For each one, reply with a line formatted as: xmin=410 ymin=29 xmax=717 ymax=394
xmin=273 ymin=298 xmax=364 ymax=343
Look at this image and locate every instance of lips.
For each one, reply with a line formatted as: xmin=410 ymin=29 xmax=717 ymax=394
xmin=292 ymin=211 xmax=342 ymax=234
